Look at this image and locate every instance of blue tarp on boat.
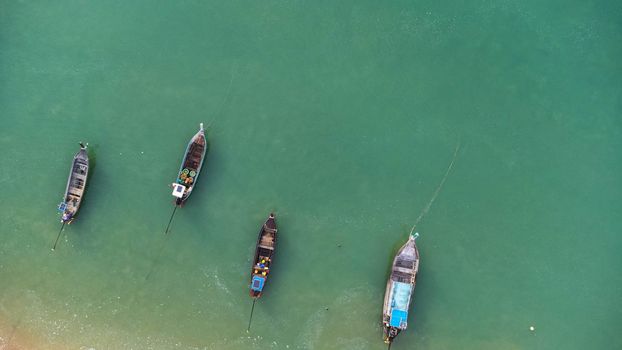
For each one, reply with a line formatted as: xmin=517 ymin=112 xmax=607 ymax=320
xmin=389 ymin=282 xmax=412 ymax=328
xmin=251 ymin=275 xmax=265 ymax=292
xmin=391 ymin=282 xmax=412 ymax=310
xmin=390 ymin=309 xmax=408 ymax=327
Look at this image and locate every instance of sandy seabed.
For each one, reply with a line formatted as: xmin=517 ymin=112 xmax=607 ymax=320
xmin=0 ymin=315 xmax=65 ymax=350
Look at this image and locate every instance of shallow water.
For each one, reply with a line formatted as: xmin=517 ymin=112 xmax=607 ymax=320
xmin=1 ymin=1 xmax=621 ymax=349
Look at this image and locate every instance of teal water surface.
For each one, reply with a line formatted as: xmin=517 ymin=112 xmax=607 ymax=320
xmin=1 ymin=1 xmax=621 ymax=349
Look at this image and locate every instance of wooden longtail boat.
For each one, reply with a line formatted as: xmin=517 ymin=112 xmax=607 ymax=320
xmin=249 ymin=213 xmax=277 ymax=298
xmin=382 ymin=233 xmax=420 ymax=347
xmin=171 ymin=123 xmax=207 ymax=207
xmin=57 ymin=143 xmax=89 ymax=224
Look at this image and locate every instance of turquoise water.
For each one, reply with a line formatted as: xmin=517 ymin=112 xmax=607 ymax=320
xmin=1 ymin=1 xmax=621 ymax=349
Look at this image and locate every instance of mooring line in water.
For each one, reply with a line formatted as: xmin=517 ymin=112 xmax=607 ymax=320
xmin=217 ymin=63 xmax=237 ymax=116
xmin=247 ymin=298 xmax=257 ymax=332
xmin=164 ymin=206 xmax=178 ymax=235
xmin=410 ymin=141 xmax=461 ymax=235
xmin=52 ymin=223 xmax=66 ymax=251
xmin=207 ymin=62 xmax=238 ymax=130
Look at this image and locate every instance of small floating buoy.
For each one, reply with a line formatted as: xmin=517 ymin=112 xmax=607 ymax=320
xmin=529 ymin=326 xmax=535 ymax=331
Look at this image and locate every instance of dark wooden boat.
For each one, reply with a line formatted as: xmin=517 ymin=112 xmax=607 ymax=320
xmin=57 ymin=142 xmax=89 ymax=224
xmin=249 ymin=213 xmax=277 ymax=298
xmin=382 ymin=233 xmax=420 ymax=346
xmin=171 ymin=123 xmax=207 ymax=207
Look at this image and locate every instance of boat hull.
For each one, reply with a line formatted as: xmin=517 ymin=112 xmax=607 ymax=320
xmin=173 ymin=124 xmax=207 ymax=206
xmin=58 ymin=144 xmax=89 ymax=224
xmin=249 ymin=213 xmax=277 ymax=298
xmin=382 ymin=234 xmax=420 ymax=344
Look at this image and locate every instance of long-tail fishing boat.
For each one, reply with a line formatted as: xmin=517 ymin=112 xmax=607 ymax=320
xmin=246 ymin=214 xmax=278 ymax=330
xmin=57 ymin=142 xmax=89 ymax=224
xmin=382 ymin=232 xmax=420 ymax=347
xmin=249 ymin=213 xmax=278 ymax=298
xmin=171 ymin=123 xmax=207 ymax=207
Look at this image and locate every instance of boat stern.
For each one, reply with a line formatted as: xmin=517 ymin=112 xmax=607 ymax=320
xmin=61 ymin=211 xmax=74 ymax=224
xmin=249 ymin=274 xmax=266 ymax=298
xmin=171 ymin=183 xmax=188 ymax=204
xmin=383 ymin=324 xmax=400 ymax=344
xmin=58 ymin=202 xmax=74 ymax=224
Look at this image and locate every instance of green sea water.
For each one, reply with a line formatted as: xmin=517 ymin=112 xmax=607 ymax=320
xmin=1 ymin=1 xmax=621 ymax=349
